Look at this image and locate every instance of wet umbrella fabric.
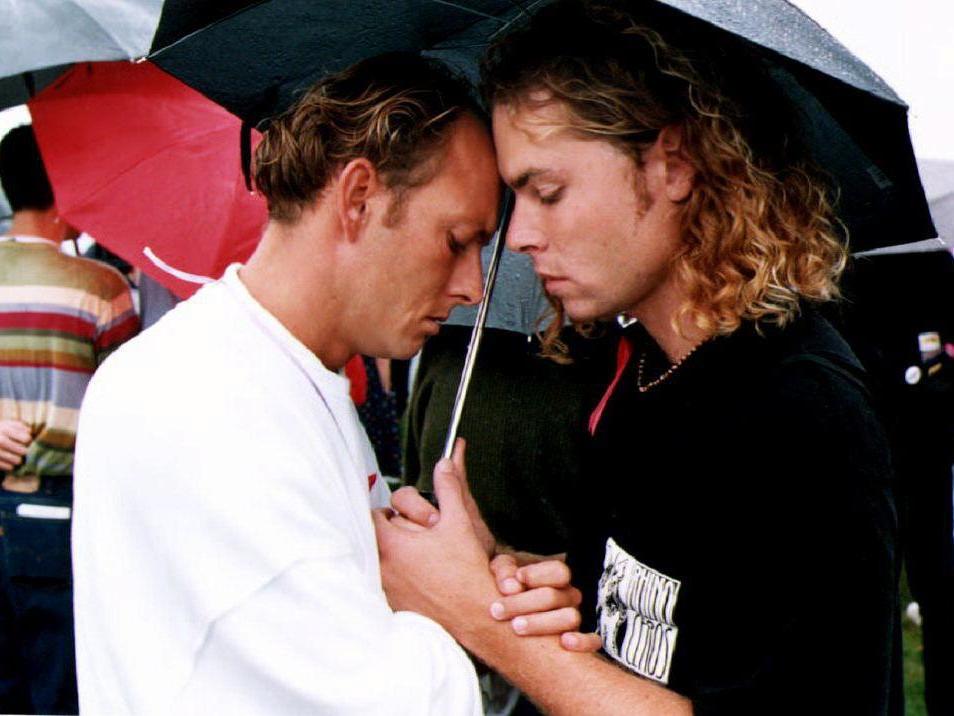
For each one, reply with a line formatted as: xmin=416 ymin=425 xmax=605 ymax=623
xmin=859 ymin=159 xmax=954 ymax=257
xmin=28 ymin=61 xmax=267 ymax=298
xmin=0 ymin=0 xmax=259 ymax=111
xmin=149 ymin=0 xmax=932 ymax=253
xmin=0 ymin=0 xmax=163 ymax=77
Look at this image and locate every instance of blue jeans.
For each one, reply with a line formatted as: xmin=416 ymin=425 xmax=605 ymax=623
xmin=0 ymin=477 xmax=77 ymax=715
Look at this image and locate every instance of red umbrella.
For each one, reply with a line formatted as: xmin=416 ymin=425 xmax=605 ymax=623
xmin=28 ymin=61 xmax=267 ymax=298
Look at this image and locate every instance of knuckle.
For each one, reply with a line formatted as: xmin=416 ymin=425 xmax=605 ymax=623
xmin=490 ymin=554 xmax=516 ymax=575
xmin=392 ymin=486 xmax=418 ymax=502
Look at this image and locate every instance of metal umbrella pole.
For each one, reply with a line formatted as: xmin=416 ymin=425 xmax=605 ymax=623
xmin=442 ymin=189 xmax=515 ymax=460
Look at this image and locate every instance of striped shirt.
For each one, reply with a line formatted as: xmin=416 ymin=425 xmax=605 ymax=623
xmin=0 ymin=237 xmax=140 ymax=477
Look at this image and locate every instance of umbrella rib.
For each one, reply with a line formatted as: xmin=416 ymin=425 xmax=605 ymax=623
xmin=503 ymin=0 xmax=531 ymax=16
xmin=429 ymin=42 xmax=494 ymax=50
xmin=427 ymin=0 xmax=507 ymax=24
xmin=149 ymin=0 xmax=270 ymax=58
xmin=63 ymin=0 xmax=155 ymax=59
xmin=489 ymin=0 xmax=548 ymax=39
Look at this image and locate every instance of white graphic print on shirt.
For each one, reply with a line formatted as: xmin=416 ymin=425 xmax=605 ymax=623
xmin=596 ymin=537 xmax=682 ymax=684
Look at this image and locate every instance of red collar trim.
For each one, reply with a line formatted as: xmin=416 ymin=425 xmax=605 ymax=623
xmin=588 ymin=336 xmax=632 ymax=435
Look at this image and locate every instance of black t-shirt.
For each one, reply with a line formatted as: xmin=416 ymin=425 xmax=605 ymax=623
xmin=568 ymin=311 xmax=902 ymax=715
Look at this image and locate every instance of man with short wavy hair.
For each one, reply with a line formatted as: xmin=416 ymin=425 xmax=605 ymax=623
xmin=72 ymin=53 xmax=501 ymax=714
xmin=376 ymin=2 xmax=901 ymax=714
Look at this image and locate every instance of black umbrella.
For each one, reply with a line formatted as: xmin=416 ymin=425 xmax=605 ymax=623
xmin=146 ymin=0 xmax=938 ymax=450
xmin=857 ymin=158 xmax=954 ymax=256
xmin=0 ymin=0 xmax=260 ymax=111
xmin=149 ymin=0 xmax=934 ymax=254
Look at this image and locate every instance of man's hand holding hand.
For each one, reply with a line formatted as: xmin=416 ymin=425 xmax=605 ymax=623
xmin=389 ymin=439 xmax=496 ymax=556
xmin=489 ymin=554 xmax=602 ymax=652
xmin=380 ymin=439 xmax=600 ymax=651
xmin=373 ymin=441 xmax=498 ymax=625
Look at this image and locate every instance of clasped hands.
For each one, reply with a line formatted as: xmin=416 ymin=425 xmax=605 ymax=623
xmin=373 ymin=439 xmax=600 ymax=652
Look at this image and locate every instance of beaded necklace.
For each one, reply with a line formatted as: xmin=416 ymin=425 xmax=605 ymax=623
xmin=636 ymin=339 xmax=709 ymax=393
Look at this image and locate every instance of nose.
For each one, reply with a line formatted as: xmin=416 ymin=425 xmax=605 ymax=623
xmin=448 ymin=246 xmax=484 ymax=306
xmin=504 ymin=198 xmax=547 ymax=254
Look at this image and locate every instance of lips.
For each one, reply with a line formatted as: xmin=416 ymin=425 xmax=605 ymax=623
xmin=421 ymin=315 xmax=448 ymax=335
xmin=538 ymin=273 xmax=570 ymax=293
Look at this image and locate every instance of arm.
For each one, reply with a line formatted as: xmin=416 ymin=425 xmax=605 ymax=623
xmin=92 ymin=278 xmax=140 ymax=365
xmin=0 ymin=419 xmax=31 ymax=471
xmin=74 ymin=361 xmax=481 ymax=715
xmin=178 ymin=554 xmax=481 ymax=715
xmin=389 ymin=445 xmax=600 ymax=649
xmin=170 ymin=434 xmax=481 ymax=714
xmin=375 ymin=455 xmax=691 ymax=715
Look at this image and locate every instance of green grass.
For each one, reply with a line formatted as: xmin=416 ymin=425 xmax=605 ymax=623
xmin=903 ymin=617 xmax=927 ymax=716
xmin=901 ymin=569 xmax=927 ymax=716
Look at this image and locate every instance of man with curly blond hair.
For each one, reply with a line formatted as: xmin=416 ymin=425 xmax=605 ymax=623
xmin=376 ymin=2 xmax=901 ymax=714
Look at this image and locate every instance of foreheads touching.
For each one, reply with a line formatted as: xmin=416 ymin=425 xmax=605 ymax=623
xmin=253 ymin=53 xmax=487 ymax=226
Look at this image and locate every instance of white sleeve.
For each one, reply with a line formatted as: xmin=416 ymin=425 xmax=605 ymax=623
xmin=177 ymin=556 xmax=482 ymax=716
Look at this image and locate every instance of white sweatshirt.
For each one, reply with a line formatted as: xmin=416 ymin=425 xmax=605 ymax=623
xmin=73 ymin=265 xmax=480 ymax=715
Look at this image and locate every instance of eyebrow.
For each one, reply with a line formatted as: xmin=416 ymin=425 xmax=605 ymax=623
xmin=450 ymin=221 xmax=494 ymax=247
xmin=509 ymin=168 xmax=550 ymax=190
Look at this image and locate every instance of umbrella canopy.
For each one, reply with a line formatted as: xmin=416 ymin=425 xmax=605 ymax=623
xmin=0 ymin=0 xmax=259 ymax=111
xmin=148 ymin=0 xmax=933 ymax=253
xmin=28 ymin=61 xmax=268 ymax=298
xmin=857 ymin=159 xmax=954 ymax=256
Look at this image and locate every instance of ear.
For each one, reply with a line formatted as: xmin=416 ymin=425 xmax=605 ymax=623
xmin=657 ymin=125 xmax=696 ymax=203
xmin=335 ymin=158 xmax=379 ymax=242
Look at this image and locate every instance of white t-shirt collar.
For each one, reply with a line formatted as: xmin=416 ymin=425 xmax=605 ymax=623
xmin=0 ymin=234 xmax=60 ymax=248
xmin=219 ymin=263 xmax=351 ymax=399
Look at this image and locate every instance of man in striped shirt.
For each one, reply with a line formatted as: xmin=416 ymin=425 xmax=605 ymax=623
xmin=0 ymin=124 xmax=139 ymax=714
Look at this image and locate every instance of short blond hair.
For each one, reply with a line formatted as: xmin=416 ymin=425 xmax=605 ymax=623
xmin=483 ymin=1 xmax=847 ymax=351
xmin=255 ymin=53 xmax=483 ymax=224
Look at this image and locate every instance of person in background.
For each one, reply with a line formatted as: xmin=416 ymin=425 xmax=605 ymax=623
xmin=833 ymin=249 xmax=954 ymax=715
xmin=405 ymin=247 xmax=615 ymax=558
xmin=135 ymin=271 xmax=180 ymax=330
xmin=404 ymin=249 xmax=616 ymax=715
xmin=0 ymin=124 xmax=139 ymax=714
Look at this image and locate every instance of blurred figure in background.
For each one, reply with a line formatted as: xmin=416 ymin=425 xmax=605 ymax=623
xmin=404 ymin=249 xmax=616 ymax=715
xmin=404 ymin=248 xmax=614 ymax=557
xmin=834 ymin=249 xmax=954 ymax=715
xmin=0 ymin=124 xmax=138 ymax=714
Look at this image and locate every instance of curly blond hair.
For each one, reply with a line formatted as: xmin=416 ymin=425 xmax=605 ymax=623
xmin=482 ymin=0 xmax=847 ymax=353
xmin=255 ymin=53 xmax=483 ymax=224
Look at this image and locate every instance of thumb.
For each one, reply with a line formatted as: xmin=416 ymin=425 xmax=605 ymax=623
xmin=370 ymin=508 xmax=394 ymax=553
xmin=432 ymin=458 xmax=469 ymax=526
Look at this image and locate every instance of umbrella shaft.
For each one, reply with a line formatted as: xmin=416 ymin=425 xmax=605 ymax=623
xmin=442 ymin=190 xmax=515 ymax=460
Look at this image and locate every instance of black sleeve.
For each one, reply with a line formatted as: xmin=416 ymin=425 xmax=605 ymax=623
xmin=692 ymin=359 xmax=902 ymax=716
